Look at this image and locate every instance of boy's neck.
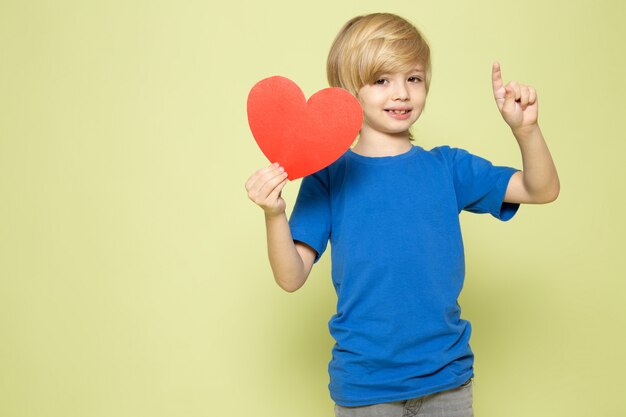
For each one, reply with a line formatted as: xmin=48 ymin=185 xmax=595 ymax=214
xmin=352 ymin=130 xmax=413 ymax=157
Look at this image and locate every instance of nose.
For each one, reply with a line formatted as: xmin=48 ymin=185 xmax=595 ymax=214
xmin=393 ymin=82 xmax=409 ymax=101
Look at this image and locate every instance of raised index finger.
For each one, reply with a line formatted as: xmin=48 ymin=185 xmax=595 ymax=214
xmin=492 ymin=61 xmax=504 ymax=96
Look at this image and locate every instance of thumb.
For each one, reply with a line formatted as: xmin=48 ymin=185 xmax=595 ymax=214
xmin=502 ymin=85 xmax=517 ymax=114
xmin=268 ymin=177 xmax=288 ymax=202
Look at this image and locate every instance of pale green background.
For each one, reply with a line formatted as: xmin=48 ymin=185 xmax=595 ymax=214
xmin=1 ymin=0 xmax=624 ymax=416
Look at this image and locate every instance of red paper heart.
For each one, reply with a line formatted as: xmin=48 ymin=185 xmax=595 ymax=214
xmin=247 ymin=76 xmax=363 ymax=180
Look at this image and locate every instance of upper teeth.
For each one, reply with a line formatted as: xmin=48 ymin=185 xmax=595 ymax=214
xmin=391 ymin=110 xmax=408 ymax=114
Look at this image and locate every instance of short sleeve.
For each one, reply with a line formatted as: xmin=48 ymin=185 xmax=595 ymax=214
xmin=448 ymin=147 xmax=520 ymax=221
xmin=288 ymin=169 xmax=332 ymax=262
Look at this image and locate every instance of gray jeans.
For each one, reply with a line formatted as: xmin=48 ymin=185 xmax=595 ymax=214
xmin=334 ymin=379 xmax=473 ymax=417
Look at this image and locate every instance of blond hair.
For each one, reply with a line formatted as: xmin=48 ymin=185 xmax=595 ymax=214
xmin=327 ymin=13 xmax=431 ymax=96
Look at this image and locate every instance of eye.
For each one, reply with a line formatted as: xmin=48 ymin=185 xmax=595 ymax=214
xmin=373 ymin=78 xmax=389 ymax=85
xmin=408 ymin=76 xmax=423 ymax=83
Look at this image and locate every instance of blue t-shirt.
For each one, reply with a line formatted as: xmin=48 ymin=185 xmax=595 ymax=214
xmin=288 ymin=145 xmax=519 ymax=406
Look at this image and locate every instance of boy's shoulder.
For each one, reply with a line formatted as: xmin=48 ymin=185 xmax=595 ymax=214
xmin=424 ymin=145 xmax=491 ymax=166
xmin=425 ymin=144 xmax=467 ymax=157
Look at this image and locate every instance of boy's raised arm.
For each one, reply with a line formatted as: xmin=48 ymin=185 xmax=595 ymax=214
xmin=492 ymin=62 xmax=560 ymax=204
xmin=245 ymin=164 xmax=316 ymax=292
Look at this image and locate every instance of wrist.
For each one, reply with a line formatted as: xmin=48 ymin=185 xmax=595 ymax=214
xmin=264 ymin=210 xmax=286 ymax=222
xmin=511 ymin=123 xmax=541 ymax=140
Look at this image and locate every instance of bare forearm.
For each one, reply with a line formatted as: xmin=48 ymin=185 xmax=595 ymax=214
xmin=264 ymin=212 xmax=309 ymax=292
xmin=246 ymin=164 xmax=312 ymax=292
xmin=512 ymin=124 xmax=560 ymax=203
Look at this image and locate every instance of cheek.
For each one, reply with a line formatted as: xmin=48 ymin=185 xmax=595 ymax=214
xmin=415 ymin=96 xmax=427 ymax=111
xmin=359 ymin=100 xmax=370 ymax=112
xmin=360 ymin=102 xmax=379 ymax=119
xmin=411 ymin=102 xmax=426 ymax=120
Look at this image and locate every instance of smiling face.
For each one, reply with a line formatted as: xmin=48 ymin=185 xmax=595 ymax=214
xmin=357 ymin=65 xmax=427 ymax=140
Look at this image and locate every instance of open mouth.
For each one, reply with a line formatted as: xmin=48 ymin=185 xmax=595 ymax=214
xmin=384 ymin=109 xmax=412 ymax=119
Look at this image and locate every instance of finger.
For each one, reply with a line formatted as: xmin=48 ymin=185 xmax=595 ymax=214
xmin=245 ymin=163 xmax=276 ymax=190
xmin=259 ymin=171 xmax=288 ymax=202
xmin=268 ymin=177 xmax=289 ymax=202
xmin=246 ymin=165 xmax=282 ymax=202
xmin=507 ymin=81 xmax=521 ymax=101
xmin=492 ymin=61 xmax=504 ymax=97
xmin=520 ymin=85 xmax=530 ymax=110
xmin=528 ymin=87 xmax=537 ymax=105
xmin=502 ymin=85 xmax=517 ymax=114
xmin=245 ymin=163 xmax=279 ymax=192
xmin=256 ymin=165 xmax=286 ymax=194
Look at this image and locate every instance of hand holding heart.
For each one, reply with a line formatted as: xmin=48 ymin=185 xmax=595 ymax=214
xmin=245 ymin=76 xmax=362 ymax=215
xmin=245 ymin=163 xmax=288 ymax=217
xmin=492 ymin=62 xmax=538 ymax=133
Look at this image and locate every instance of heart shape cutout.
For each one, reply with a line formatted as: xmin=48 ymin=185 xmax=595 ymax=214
xmin=247 ymin=76 xmax=363 ymax=180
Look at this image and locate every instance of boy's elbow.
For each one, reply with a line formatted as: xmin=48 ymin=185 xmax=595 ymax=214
xmin=535 ymin=181 xmax=560 ymax=204
xmin=275 ymin=276 xmax=306 ymax=293
xmin=547 ymin=186 xmax=560 ymax=203
xmin=545 ymin=178 xmax=560 ymax=203
xmin=280 ymin=284 xmax=302 ymax=293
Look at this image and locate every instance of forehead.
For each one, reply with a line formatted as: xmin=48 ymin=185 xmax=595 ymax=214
xmin=378 ymin=64 xmax=425 ymax=76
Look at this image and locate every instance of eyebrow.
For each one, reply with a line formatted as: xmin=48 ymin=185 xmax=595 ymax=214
xmin=376 ymin=68 xmax=425 ymax=78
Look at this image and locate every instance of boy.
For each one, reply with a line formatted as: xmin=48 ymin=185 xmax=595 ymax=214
xmin=245 ymin=13 xmax=559 ymax=417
